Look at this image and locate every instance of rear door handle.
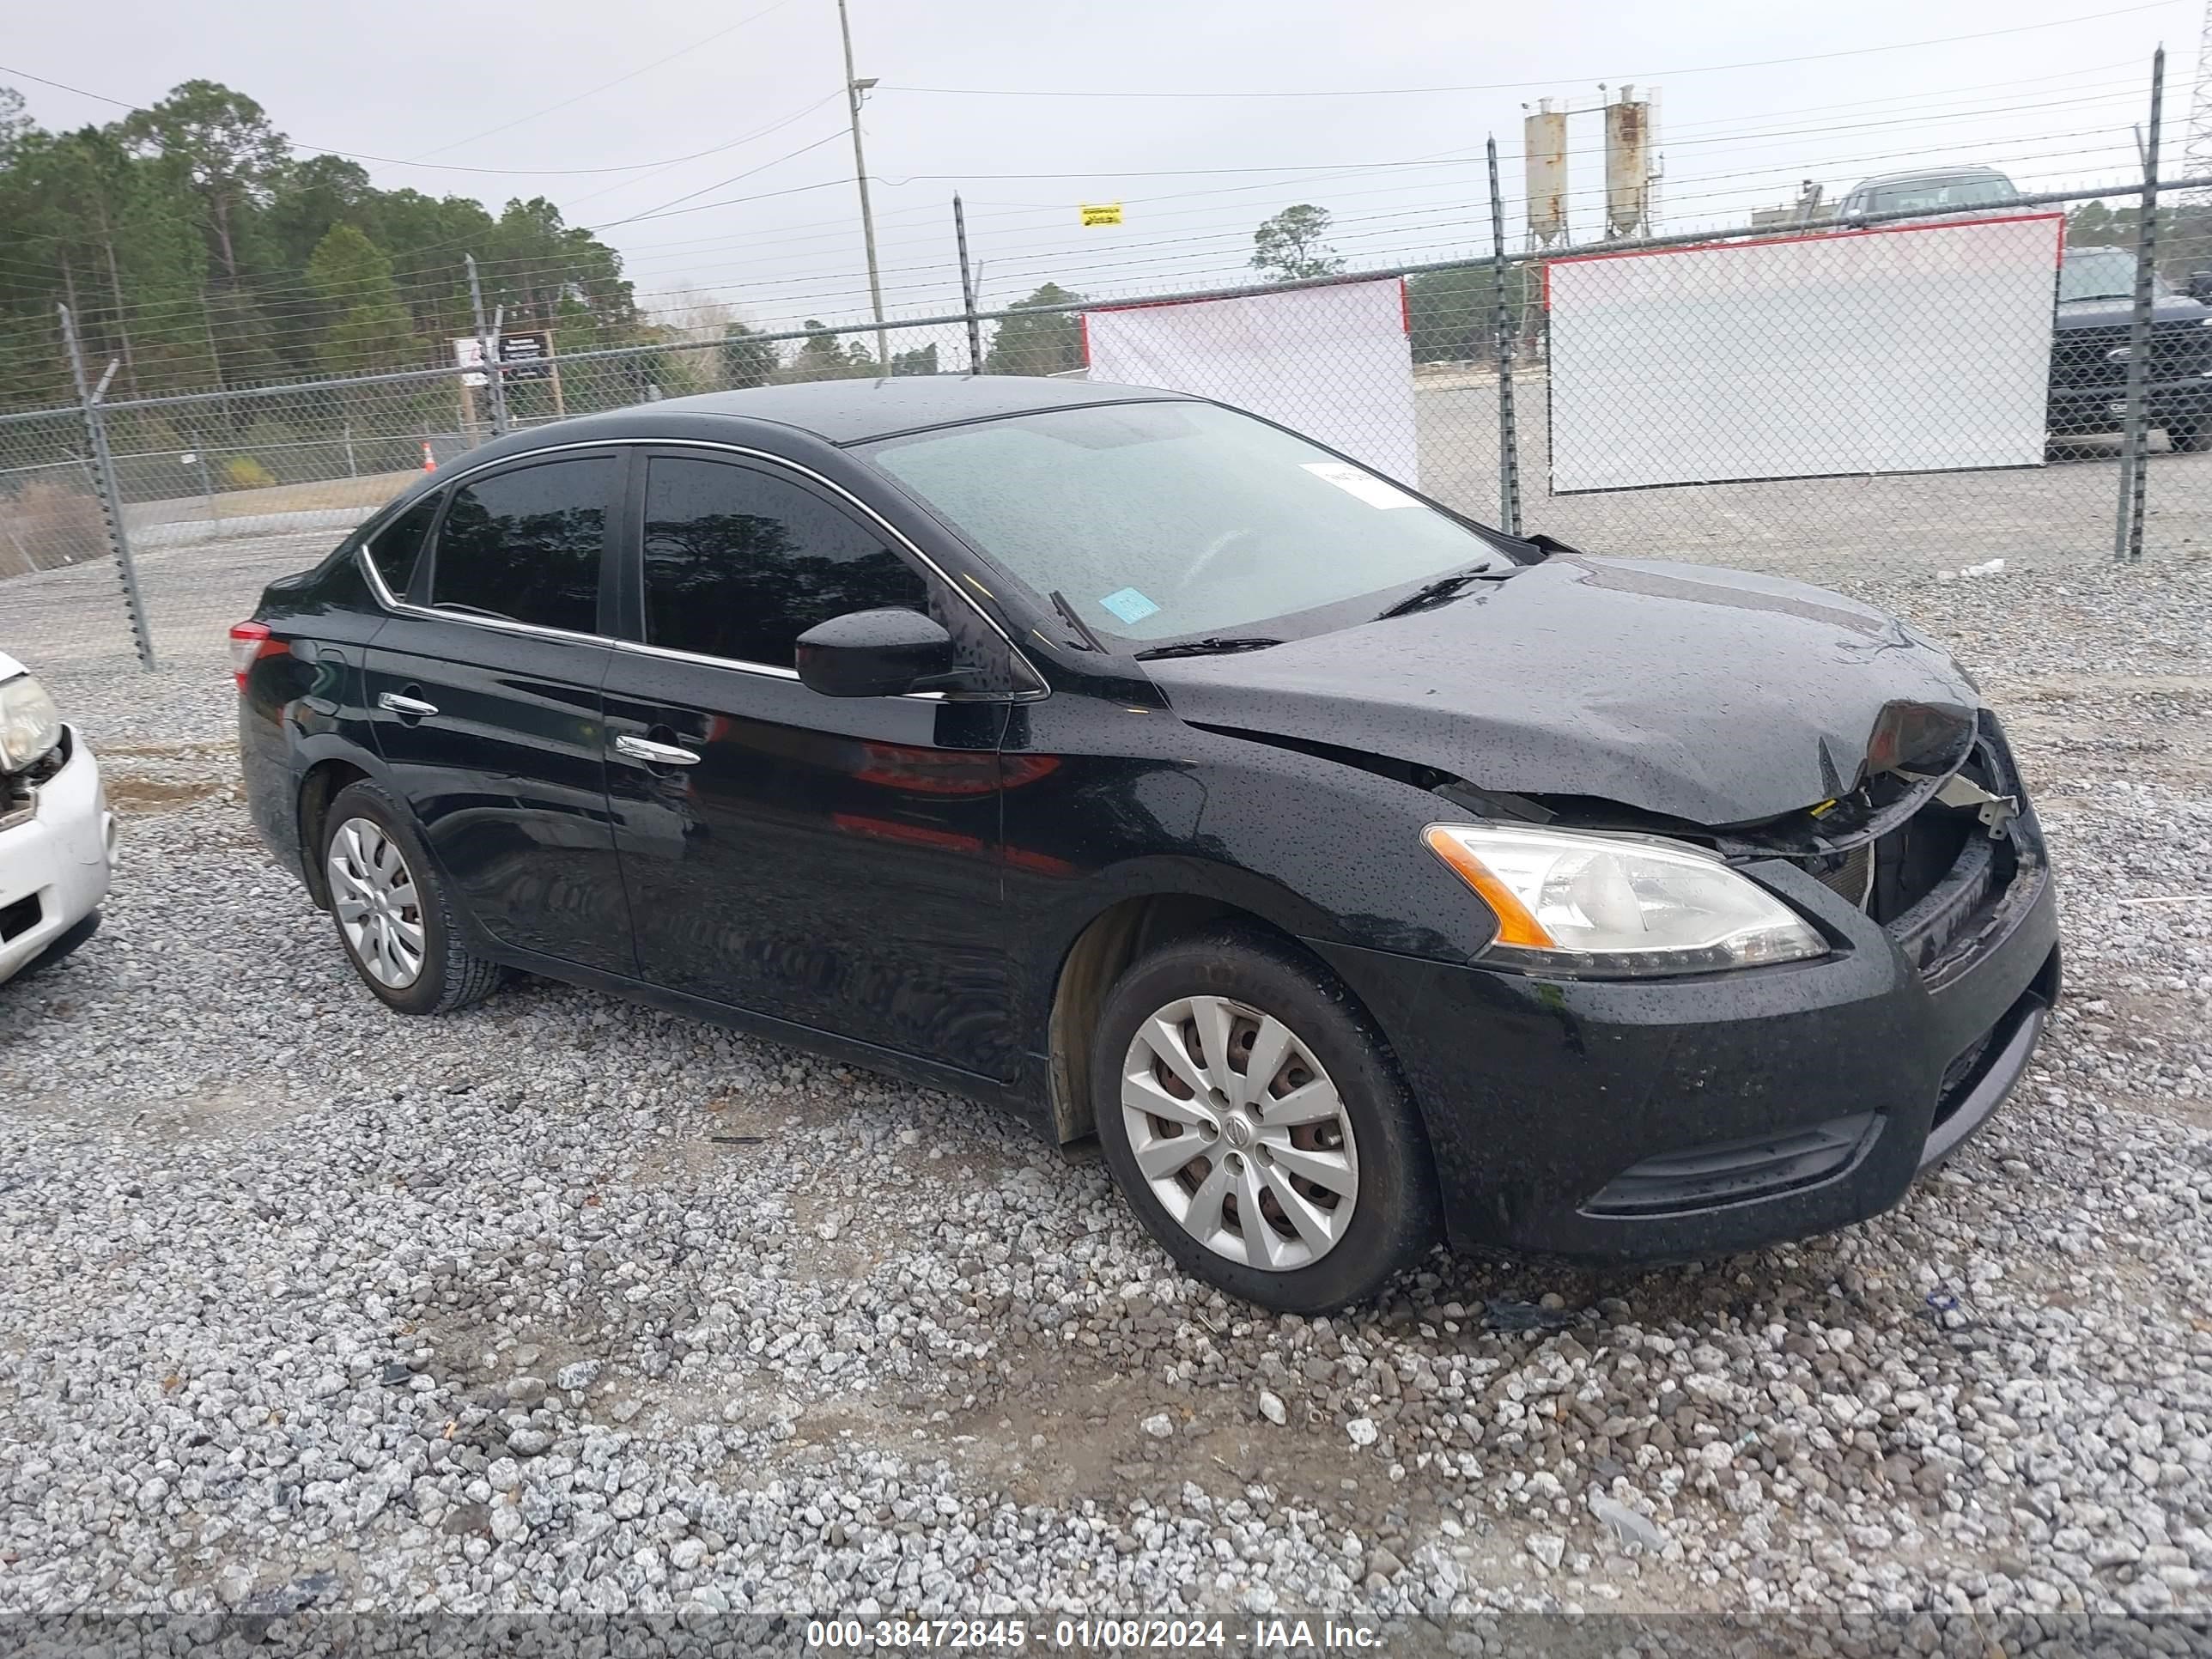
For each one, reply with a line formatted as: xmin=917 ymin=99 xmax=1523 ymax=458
xmin=613 ymin=733 xmax=702 ymax=768
xmin=377 ymin=691 xmax=439 ymax=718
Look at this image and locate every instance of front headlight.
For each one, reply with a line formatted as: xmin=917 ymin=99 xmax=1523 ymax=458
xmin=1424 ymin=823 xmax=1827 ymax=978
xmin=0 ymin=674 xmax=64 ymax=773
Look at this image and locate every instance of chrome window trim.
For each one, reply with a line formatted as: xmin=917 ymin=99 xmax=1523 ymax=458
xmin=352 ymin=434 xmax=1048 ymax=702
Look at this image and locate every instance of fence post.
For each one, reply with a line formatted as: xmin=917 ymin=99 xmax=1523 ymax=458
xmin=188 ymin=428 xmax=216 ymax=540
xmin=953 ymin=194 xmax=983 ymax=374
xmin=58 ymin=304 xmax=157 ymax=671
xmin=2115 ymin=47 xmax=2165 ymax=563
xmin=1486 ymin=137 xmax=1524 ymax=536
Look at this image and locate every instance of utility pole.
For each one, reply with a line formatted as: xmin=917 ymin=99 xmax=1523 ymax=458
xmin=838 ymin=0 xmax=890 ymax=368
xmin=465 ymin=254 xmax=508 ymax=438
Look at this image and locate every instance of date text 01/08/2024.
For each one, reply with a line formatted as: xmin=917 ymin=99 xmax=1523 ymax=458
xmin=803 ymin=1617 xmax=1386 ymax=1650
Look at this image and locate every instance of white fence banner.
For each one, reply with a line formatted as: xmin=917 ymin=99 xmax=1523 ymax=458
xmin=1546 ymin=213 xmax=2063 ymax=493
xmin=1083 ymin=277 xmax=1419 ymax=484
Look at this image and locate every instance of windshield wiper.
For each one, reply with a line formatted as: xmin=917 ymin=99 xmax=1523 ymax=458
xmin=1374 ymin=562 xmax=1519 ymax=620
xmin=1133 ymin=635 xmax=1284 ymax=660
xmin=1047 ymin=588 xmax=1105 ymax=653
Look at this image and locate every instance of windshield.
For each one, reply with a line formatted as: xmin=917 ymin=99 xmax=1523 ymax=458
xmin=2059 ymin=249 xmax=2168 ymax=302
xmin=862 ymin=401 xmax=1510 ymax=643
xmin=1862 ymin=173 xmax=2019 ymax=214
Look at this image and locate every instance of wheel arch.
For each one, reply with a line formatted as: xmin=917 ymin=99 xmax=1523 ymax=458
xmin=296 ymin=757 xmax=374 ymax=910
xmin=1045 ymin=892 xmax=1326 ymax=1146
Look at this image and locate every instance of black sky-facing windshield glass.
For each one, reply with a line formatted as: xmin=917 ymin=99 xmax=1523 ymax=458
xmin=863 ymin=402 xmax=1510 ymax=642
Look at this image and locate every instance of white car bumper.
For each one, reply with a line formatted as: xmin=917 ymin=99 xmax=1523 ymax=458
xmin=1 ymin=726 xmax=115 ymax=984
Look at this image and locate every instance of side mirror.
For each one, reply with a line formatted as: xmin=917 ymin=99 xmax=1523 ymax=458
xmin=2188 ymin=271 xmax=2212 ymax=303
xmin=794 ymin=608 xmax=956 ymax=698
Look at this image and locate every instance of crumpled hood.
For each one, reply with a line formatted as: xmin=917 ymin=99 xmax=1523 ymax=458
xmin=1143 ymin=555 xmax=1980 ymax=826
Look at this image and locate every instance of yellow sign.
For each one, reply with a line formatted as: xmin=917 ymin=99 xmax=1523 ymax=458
xmin=1079 ymin=203 xmax=1124 ymax=228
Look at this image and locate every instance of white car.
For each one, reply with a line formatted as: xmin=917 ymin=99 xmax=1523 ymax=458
xmin=0 ymin=651 xmax=113 ymax=983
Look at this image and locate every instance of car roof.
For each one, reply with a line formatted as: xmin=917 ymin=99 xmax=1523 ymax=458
xmin=616 ymin=375 xmax=1190 ymax=446
xmin=1850 ymin=167 xmax=2014 ymax=190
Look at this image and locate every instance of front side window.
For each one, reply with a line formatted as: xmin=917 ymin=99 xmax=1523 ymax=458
xmin=363 ymin=495 xmax=438 ymax=599
xmin=863 ymin=400 xmax=1513 ymax=643
xmin=640 ymin=457 xmax=929 ymax=667
xmin=429 ymin=457 xmax=613 ymax=635
xmin=2059 ymin=250 xmax=2166 ymax=303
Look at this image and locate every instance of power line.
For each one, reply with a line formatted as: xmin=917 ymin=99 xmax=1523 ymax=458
xmin=878 ymin=1 xmax=2183 ymax=100
xmin=583 ymin=131 xmax=850 ymax=228
xmin=0 ymin=58 xmax=836 ymax=178
xmin=403 ymin=0 xmax=805 ymax=161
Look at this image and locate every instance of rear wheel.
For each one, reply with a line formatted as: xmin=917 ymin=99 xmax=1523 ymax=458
xmin=1091 ymin=928 xmax=1439 ymax=1312
xmin=2166 ymin=417 xmax=2212 ymax=453
xmin=320 ymin=781 xmax=504 ymax=1015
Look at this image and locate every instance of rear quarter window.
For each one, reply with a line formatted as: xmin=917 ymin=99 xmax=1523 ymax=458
xmin=362 ymin=495 xmax=440 ymax=599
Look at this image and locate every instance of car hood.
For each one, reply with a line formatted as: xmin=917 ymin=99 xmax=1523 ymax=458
xmin=2055 ymin=295 xmax=2211 ymax=329
xmin=1142 ymin=555 xmax=1980 ymax=826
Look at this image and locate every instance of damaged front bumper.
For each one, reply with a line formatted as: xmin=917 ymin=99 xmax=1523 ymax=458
xmin=1308 ymin=714 xmax=2062 ymax=1263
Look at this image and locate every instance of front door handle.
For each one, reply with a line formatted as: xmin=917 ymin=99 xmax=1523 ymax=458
xmin=377 ymin=690 xmax=439 ymax=718
xmin=613 ymin=733 xmax=702 ymax=768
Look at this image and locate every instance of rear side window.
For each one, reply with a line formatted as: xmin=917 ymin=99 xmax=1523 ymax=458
xmin=429 ymin=457 xmax=613 ymax=635
xmin=640 ymin=457 xmax=929 ymax=667
xmin=363 ymin=495 xmax=437 ymax=599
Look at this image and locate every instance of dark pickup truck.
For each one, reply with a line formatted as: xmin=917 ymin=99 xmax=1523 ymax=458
xmin=2051 ymin=245 xmax=2212 ymax=450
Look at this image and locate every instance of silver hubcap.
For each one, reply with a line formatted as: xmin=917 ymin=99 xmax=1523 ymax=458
xmin=1120 ymin=994 xmax=1359 ymax=1273
xmin=327 ymin=817 xmax=425 ymax=989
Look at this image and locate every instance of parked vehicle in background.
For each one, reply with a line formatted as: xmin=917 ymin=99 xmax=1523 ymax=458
xmin=0 ymin=652 xmax=113 ymax=983
xmin=235 ymin=380 xmax=2061 ymax=1313
xmin=1836 ymin=166 xmax=2021 ymax=224
xmin=2048 ymin=245 xmax=2212 ymax=450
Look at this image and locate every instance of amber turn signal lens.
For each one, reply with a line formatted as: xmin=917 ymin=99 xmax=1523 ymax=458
xmin=1422 ymin=824 xmax=1557 ymax=948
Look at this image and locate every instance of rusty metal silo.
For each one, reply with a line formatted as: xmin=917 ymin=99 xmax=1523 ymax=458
xmin=1603 ymin=84 xmax=1656 ymax=240
xmin=1524 ymin=100 xmax=1569 ymax=248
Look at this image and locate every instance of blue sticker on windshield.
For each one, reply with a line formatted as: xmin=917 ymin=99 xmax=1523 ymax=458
xmin=1098 ymin=586 xmax=1160 ymax=624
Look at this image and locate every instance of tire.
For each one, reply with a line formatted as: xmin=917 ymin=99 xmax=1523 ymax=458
xmin=319 ymin=780 xmax=504 ymax=1016
xmin=2166 ymin=418 xmax=2212 ymax=453
xmin=1091 ymin=927 xmax=1440 ymax=1313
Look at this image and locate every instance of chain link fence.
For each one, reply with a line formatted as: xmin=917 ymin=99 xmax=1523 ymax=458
xmin=4 ymin=179 xmax=2207 ymax=683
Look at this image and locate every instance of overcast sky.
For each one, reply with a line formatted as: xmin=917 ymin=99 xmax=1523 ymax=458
xmin=3 ymin=0 xmax=2191 ymax=332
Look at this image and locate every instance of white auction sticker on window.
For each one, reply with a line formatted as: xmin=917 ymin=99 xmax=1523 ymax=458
xmin=1301 ymin=461 xmax=1416 ymax=509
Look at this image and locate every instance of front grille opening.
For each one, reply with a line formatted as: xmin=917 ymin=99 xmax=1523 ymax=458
xmin=1583 ymin=1111 xmax=1879 ymax=1217
xmin=1807 ymin=842 xmax=1873 ymax=908
xmin=1786 ymin=725 xmax=2025 ymax=933
xmin=0 ymin=892 xmax=41 ymax=944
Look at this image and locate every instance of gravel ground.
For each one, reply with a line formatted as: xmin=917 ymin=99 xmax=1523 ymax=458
xmin=2 ymin=554 xmax=2209 ymax=1650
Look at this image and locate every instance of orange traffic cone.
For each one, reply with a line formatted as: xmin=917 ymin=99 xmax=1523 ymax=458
xmin=421 ymin=441 xmax=436 ymax=473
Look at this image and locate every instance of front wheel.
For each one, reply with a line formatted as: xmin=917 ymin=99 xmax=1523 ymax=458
xmin=2166 ymin=417 xmax=2212 ymax=453
xmin=1091 ymin=928 xmax=1440 ymax=1313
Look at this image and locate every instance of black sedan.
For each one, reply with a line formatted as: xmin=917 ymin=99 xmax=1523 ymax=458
xmin=234 ymin=378 xmax=2061 ymax=1312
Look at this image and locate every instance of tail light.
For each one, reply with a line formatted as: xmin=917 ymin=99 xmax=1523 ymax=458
xmin=228 ymin=621 xmax=277 ymax=691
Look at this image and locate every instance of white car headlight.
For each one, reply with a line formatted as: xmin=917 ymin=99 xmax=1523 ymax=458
xmin=1424 ymin=823 xmax=1828 ymax=978
xmin=0 ymin=673 xmax=64 ymax=773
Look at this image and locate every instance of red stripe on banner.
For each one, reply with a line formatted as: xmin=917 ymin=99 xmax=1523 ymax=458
xmin=1399 ymin=276 xmax=1410 ymax=335
xmin=1547 ymin=211 xmax=2068 ymax=270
